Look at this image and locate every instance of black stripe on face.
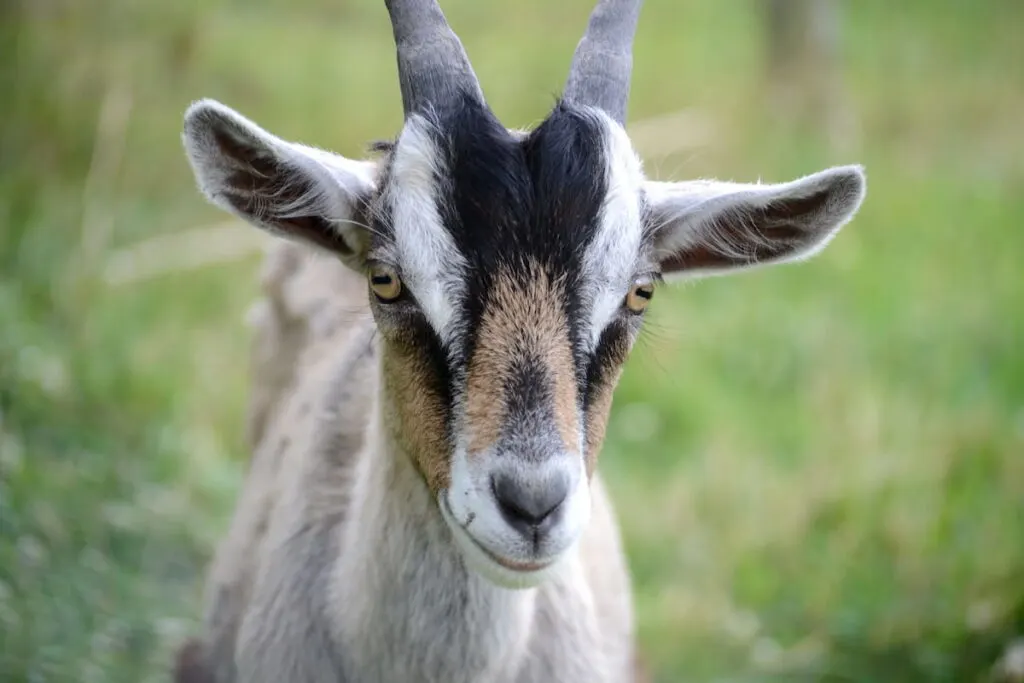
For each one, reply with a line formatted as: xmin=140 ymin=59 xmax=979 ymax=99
xmin=580 ymin=315 xmax=636 ymax=469
xmin=499 ymin=354 xmax=563 ymax=458
xmin=504 ymin=353 xmax=552 ymax=421
xmin=583 ymin=317 xmax=633 ymax=411
xmin=430 ymin=96 xmax=610 ymax=372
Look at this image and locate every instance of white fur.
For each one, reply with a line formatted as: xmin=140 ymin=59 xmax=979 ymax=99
xmin=443 ymin=439 xmax=592 ymax=590
xmin=581 ymin=111 xmax=648 ymax=350
xmin=384 ymin=116 xmax=468 ymax=344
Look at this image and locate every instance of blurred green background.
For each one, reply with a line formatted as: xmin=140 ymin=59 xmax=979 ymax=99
xmin=2 ymin=0 xmax=1022 ymax=681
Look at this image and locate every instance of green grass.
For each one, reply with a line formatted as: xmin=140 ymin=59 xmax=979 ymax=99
xmin=2 ymin=0 xmax=1022 ymax=681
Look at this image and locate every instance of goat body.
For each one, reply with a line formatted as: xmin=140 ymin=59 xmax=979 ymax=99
xmin=185 ymin=242 xmax=635 ymax=682
xmin=175 ymin=1 xmax=866 ymax=680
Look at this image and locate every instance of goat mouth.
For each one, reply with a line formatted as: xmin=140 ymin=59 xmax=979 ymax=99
xmin=478 ymin=546 xmax=552 ymax=573
xmin=440 ymin=496 xmax=554 ymax=575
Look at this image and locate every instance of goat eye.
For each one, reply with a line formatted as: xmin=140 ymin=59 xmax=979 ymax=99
xmin=625 ymin=280 xmax=654 ymax=313
xmin=369 ymin=265 xmax=402 ymax=303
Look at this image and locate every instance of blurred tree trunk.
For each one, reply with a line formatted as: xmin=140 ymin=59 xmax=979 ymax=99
xmin=761 ymin=0 xmax=860 ymax=155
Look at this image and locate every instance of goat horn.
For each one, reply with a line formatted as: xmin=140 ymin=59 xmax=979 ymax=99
xmin=384 ymin=0 xmax=484 ymax=118
xmin=563 ymin=0 xmax=644 ymax=124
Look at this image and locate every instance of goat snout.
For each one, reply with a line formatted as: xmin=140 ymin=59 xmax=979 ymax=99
xmin=490 ymin=470 xmax=569 ymax=537
xmin=444 ymin=446 xmax=590 ymax=587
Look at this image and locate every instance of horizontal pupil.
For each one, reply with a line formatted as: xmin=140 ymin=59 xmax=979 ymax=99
xmin=371 ymin=275 xmax=393 ymax=285
xmin=635 ymin=288 xmax=653 ymax=299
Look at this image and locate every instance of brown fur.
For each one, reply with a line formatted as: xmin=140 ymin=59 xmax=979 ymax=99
xmin=465 ymin=261 xmax=580 ymax=457
xmin=381 ymin=341 xmax=453 ymax=493
xmin=584 ymin=369 xmax=621 ymax=475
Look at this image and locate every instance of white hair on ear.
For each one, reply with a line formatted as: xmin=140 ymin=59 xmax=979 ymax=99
xmin=644 ymin=165 xmax=866 ymax=278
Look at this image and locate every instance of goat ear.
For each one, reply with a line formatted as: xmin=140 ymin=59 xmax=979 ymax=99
xmin=644 ymin=165 xmax=866 ymax=279
xmin=182 ymin=99 xmax=378 ymax=269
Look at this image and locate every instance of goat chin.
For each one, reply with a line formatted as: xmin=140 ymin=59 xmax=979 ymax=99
xmin=439 ymin=492 xmax=572 ymax=591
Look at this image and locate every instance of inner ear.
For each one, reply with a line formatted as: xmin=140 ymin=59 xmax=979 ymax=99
xmin=646 ymin=165 xmax=867 ymax=277
xmin=660 ymin=188 xmax=836 ymax=271
xmin=211 ymin=125 xmax=278 ymax=196
xmin=209 ymin=127 xmax=365 ymax=257
xmin=760 ymin=187 xmax=836 ymax=235
xmin=183 ymin=99 xmax=380 ymax=269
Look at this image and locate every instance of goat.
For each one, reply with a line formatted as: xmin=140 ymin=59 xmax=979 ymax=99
xmin=175 ymin=0 xmax=867 ymax=680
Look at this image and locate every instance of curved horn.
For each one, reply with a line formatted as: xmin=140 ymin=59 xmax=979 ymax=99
xmin=563 ymin=0 xmax=644 ymax=124
xmin=385 ymin=0 xmax=484 ymax=117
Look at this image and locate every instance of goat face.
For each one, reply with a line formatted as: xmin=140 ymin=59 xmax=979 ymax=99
xmin=181 ymin=0 xmax=866 ymax=589
xmin=364 ymin=98 xmax=649 ymax=587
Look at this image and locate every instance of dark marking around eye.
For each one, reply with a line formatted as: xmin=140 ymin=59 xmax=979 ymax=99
xmin=582 ymin=319 xmax=631 ymax=410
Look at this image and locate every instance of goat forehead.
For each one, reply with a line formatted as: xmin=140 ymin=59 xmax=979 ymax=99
xmin=379 ymin=100 xmax=647 ymax=350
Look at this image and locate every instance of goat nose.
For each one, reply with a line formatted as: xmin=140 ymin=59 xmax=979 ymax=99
xmin=491 ymin=471 xmax=570 ymax=535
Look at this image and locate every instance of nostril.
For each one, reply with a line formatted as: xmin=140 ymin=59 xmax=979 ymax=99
xmin=491 ymin=472 xmax=569 ymax=534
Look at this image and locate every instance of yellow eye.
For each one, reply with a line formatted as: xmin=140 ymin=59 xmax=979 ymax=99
xmin=369 ymin=264 xmax=402 ymax=302
xmin=625 ymin=280 xmax=654 ymax=313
